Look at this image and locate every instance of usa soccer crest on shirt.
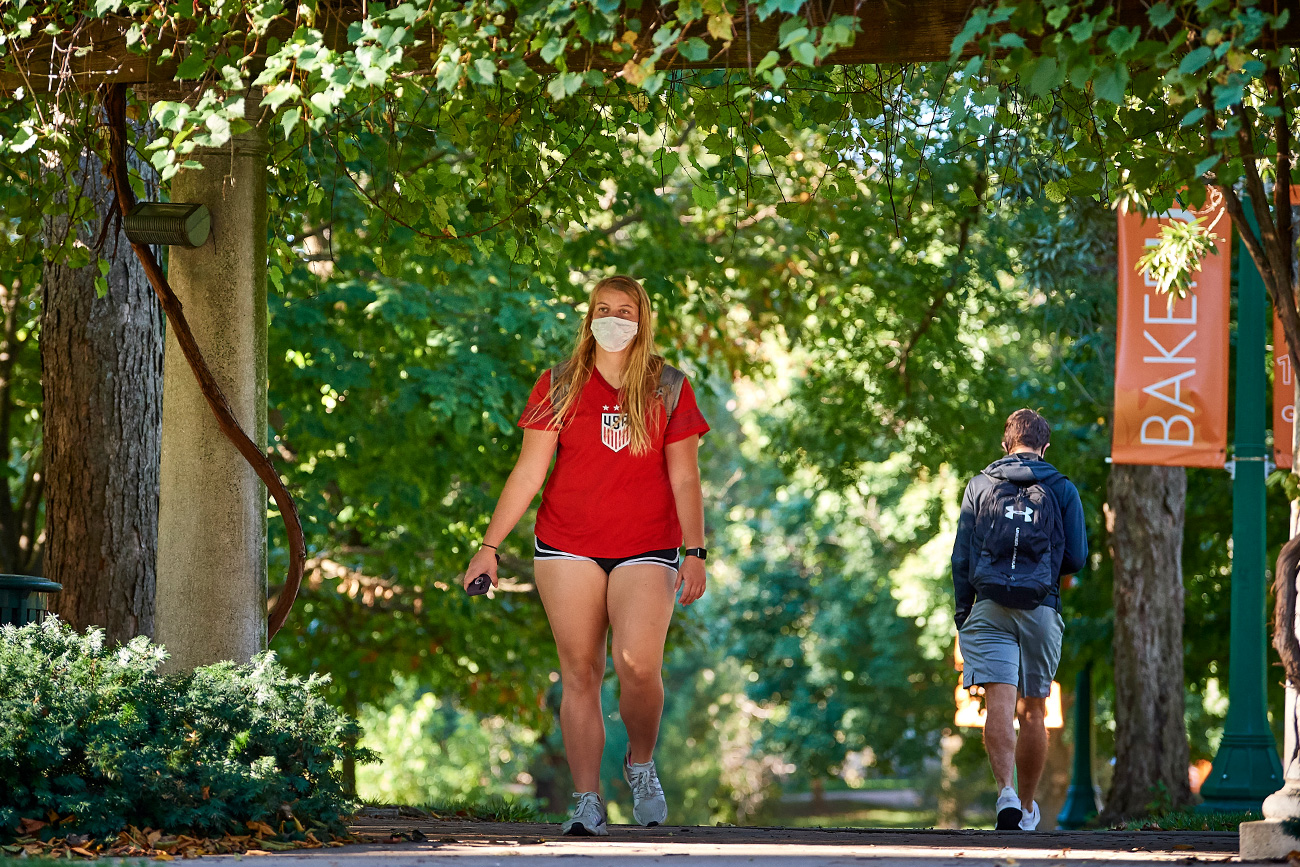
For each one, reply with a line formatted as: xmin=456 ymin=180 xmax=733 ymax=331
xmin=601 ymin=405 xmax=630 ymax=452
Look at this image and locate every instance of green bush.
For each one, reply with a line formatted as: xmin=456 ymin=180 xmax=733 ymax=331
xmin=0 ymin=619 xmax=371 ymax=840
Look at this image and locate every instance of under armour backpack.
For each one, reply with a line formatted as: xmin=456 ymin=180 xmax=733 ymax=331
xmin=970 ymin=473 xmax=1063 ymax=610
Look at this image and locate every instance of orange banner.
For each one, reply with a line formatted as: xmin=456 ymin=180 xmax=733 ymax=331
xmin=1112 ymin=200 xmax=1230 ymax=467
xmin=1277 ymin=313 xmax=1294 ymax=469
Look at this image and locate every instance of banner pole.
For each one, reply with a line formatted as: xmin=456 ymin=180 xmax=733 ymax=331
xmin=1199 ymin=209 xmax=1284 ymax=812
xmin=1056 ymin=662 xmax=1099 ymax=829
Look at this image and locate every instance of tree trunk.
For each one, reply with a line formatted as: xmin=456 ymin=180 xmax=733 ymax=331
xmin=42 ymin=137 xmax=163 ymax=645
xmin=1103 ymin=463 xmax=1194 ymax=819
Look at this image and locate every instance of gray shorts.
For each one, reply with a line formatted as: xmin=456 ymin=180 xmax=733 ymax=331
xmin=958 ymin=598 xmax=1063 ymax=698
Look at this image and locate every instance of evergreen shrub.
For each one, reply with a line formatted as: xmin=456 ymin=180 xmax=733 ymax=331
xmin=0 ymin=619 xmax=370 ymax=840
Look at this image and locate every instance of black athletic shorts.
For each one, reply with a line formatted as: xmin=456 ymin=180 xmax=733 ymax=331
xmin=534 ymin=537 xmax=680 ymax=576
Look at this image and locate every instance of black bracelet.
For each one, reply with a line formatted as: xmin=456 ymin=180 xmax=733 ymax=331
xmin=482 ymin=542 xmax=498 ymax=549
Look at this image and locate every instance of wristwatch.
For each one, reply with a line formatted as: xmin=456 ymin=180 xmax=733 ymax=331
xmin=683 ymin=547 xmax=707 ymax=561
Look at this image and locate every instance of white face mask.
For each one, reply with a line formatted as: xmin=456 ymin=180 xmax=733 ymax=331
xmin=590 ymin=316 xmax=639 ymax=352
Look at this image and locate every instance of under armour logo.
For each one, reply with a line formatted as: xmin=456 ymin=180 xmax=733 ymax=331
xmin=1005 ymin=505 xmax=1034 ymax=522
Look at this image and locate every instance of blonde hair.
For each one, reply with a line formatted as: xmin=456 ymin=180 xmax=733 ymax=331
xmin=526 ymin=275 xmax=664 ymax=455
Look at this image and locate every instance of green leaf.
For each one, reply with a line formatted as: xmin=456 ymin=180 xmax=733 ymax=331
xmin=755 ymin=0 xmax=803 ymax=19
xmin=1091 ymin=64 xmax=1129 ymax=104
xmin=1212 ymin=83 xmax=1242 ymax=111
xmin=541 ymin=38 xmax=566 ymax=64
xmin=1178 ymin=46 xmax=1214 ymax=76
xmin=175 ymin=52 xmax=208 ymax=80
xmin=1027 ymin=56 xmax=1063 ymax=97
xmin=778 ymin=21 xmax=809 ymax=49
xmin=652 ymin=147 xmax=681 ymax=177
xmin=263 ymin=83 xmax=300 ymax=111
xmin=692 ymin=183 xmax=718 ymax=210
xmin=1046 ymin=6 xmax=1070 ymax=28
xmin=1106 ymin=25 xmax=1140 ymax=56
xmin=281 ymin=107 xmax=301 ymax=139
xmin=472 ymin=58 xmax=497 ymax=84
xmin=1180 ymin=107 xmax=1208 ymax=127
xmin=1148 ymin=2 xmax=1176 ymax=28
xmin=679 ymin=37 xmax=710 ymax=62
xmin=789 ymin=41 xmax=816 ymax=66
xmin=1193 ymin=155 xmax=1220 ymax=177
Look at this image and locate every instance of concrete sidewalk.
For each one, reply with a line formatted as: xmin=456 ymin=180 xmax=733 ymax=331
xmin=205 ymin=819 xmax=1250 ymax=866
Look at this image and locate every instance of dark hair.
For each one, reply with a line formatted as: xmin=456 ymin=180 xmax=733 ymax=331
xmin=1003 ymin=408 xmax=1051 ymax=453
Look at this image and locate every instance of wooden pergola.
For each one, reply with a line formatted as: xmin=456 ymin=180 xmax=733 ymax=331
xmin=6 ymin=0 xmax=1299 ymax=668
xmin=6 ymin=0 xmax=972 ymax=92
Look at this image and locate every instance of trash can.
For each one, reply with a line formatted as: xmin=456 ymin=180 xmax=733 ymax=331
xmin=0 ymin=576 xmax=62 ymax=626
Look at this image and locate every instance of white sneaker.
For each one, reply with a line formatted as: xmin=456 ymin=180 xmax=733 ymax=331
xmin=624 ymin=753 xmax=668 ymax=826
xmin=560 ymin=791 xmax=608 ymax=836
xmin=1020 ymin=800 xmax=1041 ymax=830
xmin=995 ymin=785 xmax=1023 ymax=830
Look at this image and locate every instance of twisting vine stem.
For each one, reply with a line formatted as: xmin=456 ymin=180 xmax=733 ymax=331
xmin=101 ymin=83 xmax=305 ymax=641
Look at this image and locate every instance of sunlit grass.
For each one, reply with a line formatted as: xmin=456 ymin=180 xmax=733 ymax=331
xmin=422 ymin=796 xmax=541 ymax=823
xmin=779 ymin=808 xmax=938 ymax=829
xmin=1120 ymin=810 xmax=1259 ymax=831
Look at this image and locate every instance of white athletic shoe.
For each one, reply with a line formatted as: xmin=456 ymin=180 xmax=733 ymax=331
xmin=560 ymin=791 xmax=609 ymax=836
xmin=624 ymin=753 xmax=668 ymax=826
xmin=995 ymin=785 xmax=1023 ymax=830
xmin=1020 ymin=800 xmax=1041 ymax=831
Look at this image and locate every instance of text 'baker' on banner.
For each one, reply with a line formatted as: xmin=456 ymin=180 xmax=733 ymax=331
xmin=1112 ymin=196 xmax=1230 ymax=468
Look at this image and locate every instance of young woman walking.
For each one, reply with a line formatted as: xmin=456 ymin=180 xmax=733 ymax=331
xmin=462 ymin=275 xmax=710 ymax=835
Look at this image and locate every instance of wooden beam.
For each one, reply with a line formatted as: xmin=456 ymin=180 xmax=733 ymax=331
xmin=2 ymin=0 xmax=972 ymax=94
xmin=6 ymin=0 xmax=1299 ymax=95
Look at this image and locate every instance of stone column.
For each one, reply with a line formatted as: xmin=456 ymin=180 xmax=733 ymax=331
xmin=1240 ymin=685 xmax=1300 ymax=858
xmin=154 ymin=125 xmax=269 ymax=670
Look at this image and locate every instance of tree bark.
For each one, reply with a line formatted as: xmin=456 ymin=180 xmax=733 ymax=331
xmin=42 ymin=136 xmax=163 ymax=644
xmin=1103 ymin=463 xmax=1194 ymax=820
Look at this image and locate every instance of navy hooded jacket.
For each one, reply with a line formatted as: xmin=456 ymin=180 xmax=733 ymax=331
xmin=951 ymin=453 xmax=1088 ymax=628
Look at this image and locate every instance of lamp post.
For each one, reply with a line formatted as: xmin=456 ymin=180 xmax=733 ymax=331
xmin=1056 ymin=662 xmax=1099 ymax=829
xmin=1198 ymin=216 xmax=1284 ymax=811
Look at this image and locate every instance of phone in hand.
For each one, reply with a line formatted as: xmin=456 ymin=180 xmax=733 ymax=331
xmin=466 ymin=573 xmax=492 ymax=596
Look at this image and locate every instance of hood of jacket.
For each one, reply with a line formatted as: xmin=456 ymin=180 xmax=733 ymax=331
xmin=982 ymin=453 xmax=1064 ymax=486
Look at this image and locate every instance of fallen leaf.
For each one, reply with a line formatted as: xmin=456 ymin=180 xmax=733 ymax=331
xmin=71 ymin=846 xmax=96 ymax=858
xmin=19 ymin=817 xmax=48 ymax=834
xmin=1175 ymin=844 xmax=1195 ymax=851
xmin=244 ymin=849 xmax=272 ymax=856
xmin=154 ymin=853 xmax=173 ymax=861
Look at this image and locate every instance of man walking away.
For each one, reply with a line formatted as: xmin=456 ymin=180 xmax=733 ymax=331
xmin=952 ymin=409 xmax=1087 ymax=831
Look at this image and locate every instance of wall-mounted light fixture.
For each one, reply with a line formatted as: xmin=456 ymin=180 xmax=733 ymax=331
xmin=123 ymin=202 xmax=211 ymax=248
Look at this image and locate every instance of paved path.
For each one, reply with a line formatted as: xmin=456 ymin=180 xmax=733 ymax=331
xmin=204 ymin=819 xmax=1250 ymax=866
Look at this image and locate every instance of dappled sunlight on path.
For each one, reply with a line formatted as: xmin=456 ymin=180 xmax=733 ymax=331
xmin=196 ymin=820 xmax=1245 ymax=865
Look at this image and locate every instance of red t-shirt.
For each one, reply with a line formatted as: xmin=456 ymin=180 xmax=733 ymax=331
xmin=518 ymin=365 xmax=710 ymax=557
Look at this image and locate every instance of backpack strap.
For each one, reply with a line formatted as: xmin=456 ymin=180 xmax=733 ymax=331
xmin=657 ymin=363 xmax=687 ymax=424
xmin=547 ymin=360 xmax=573 ymax=412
